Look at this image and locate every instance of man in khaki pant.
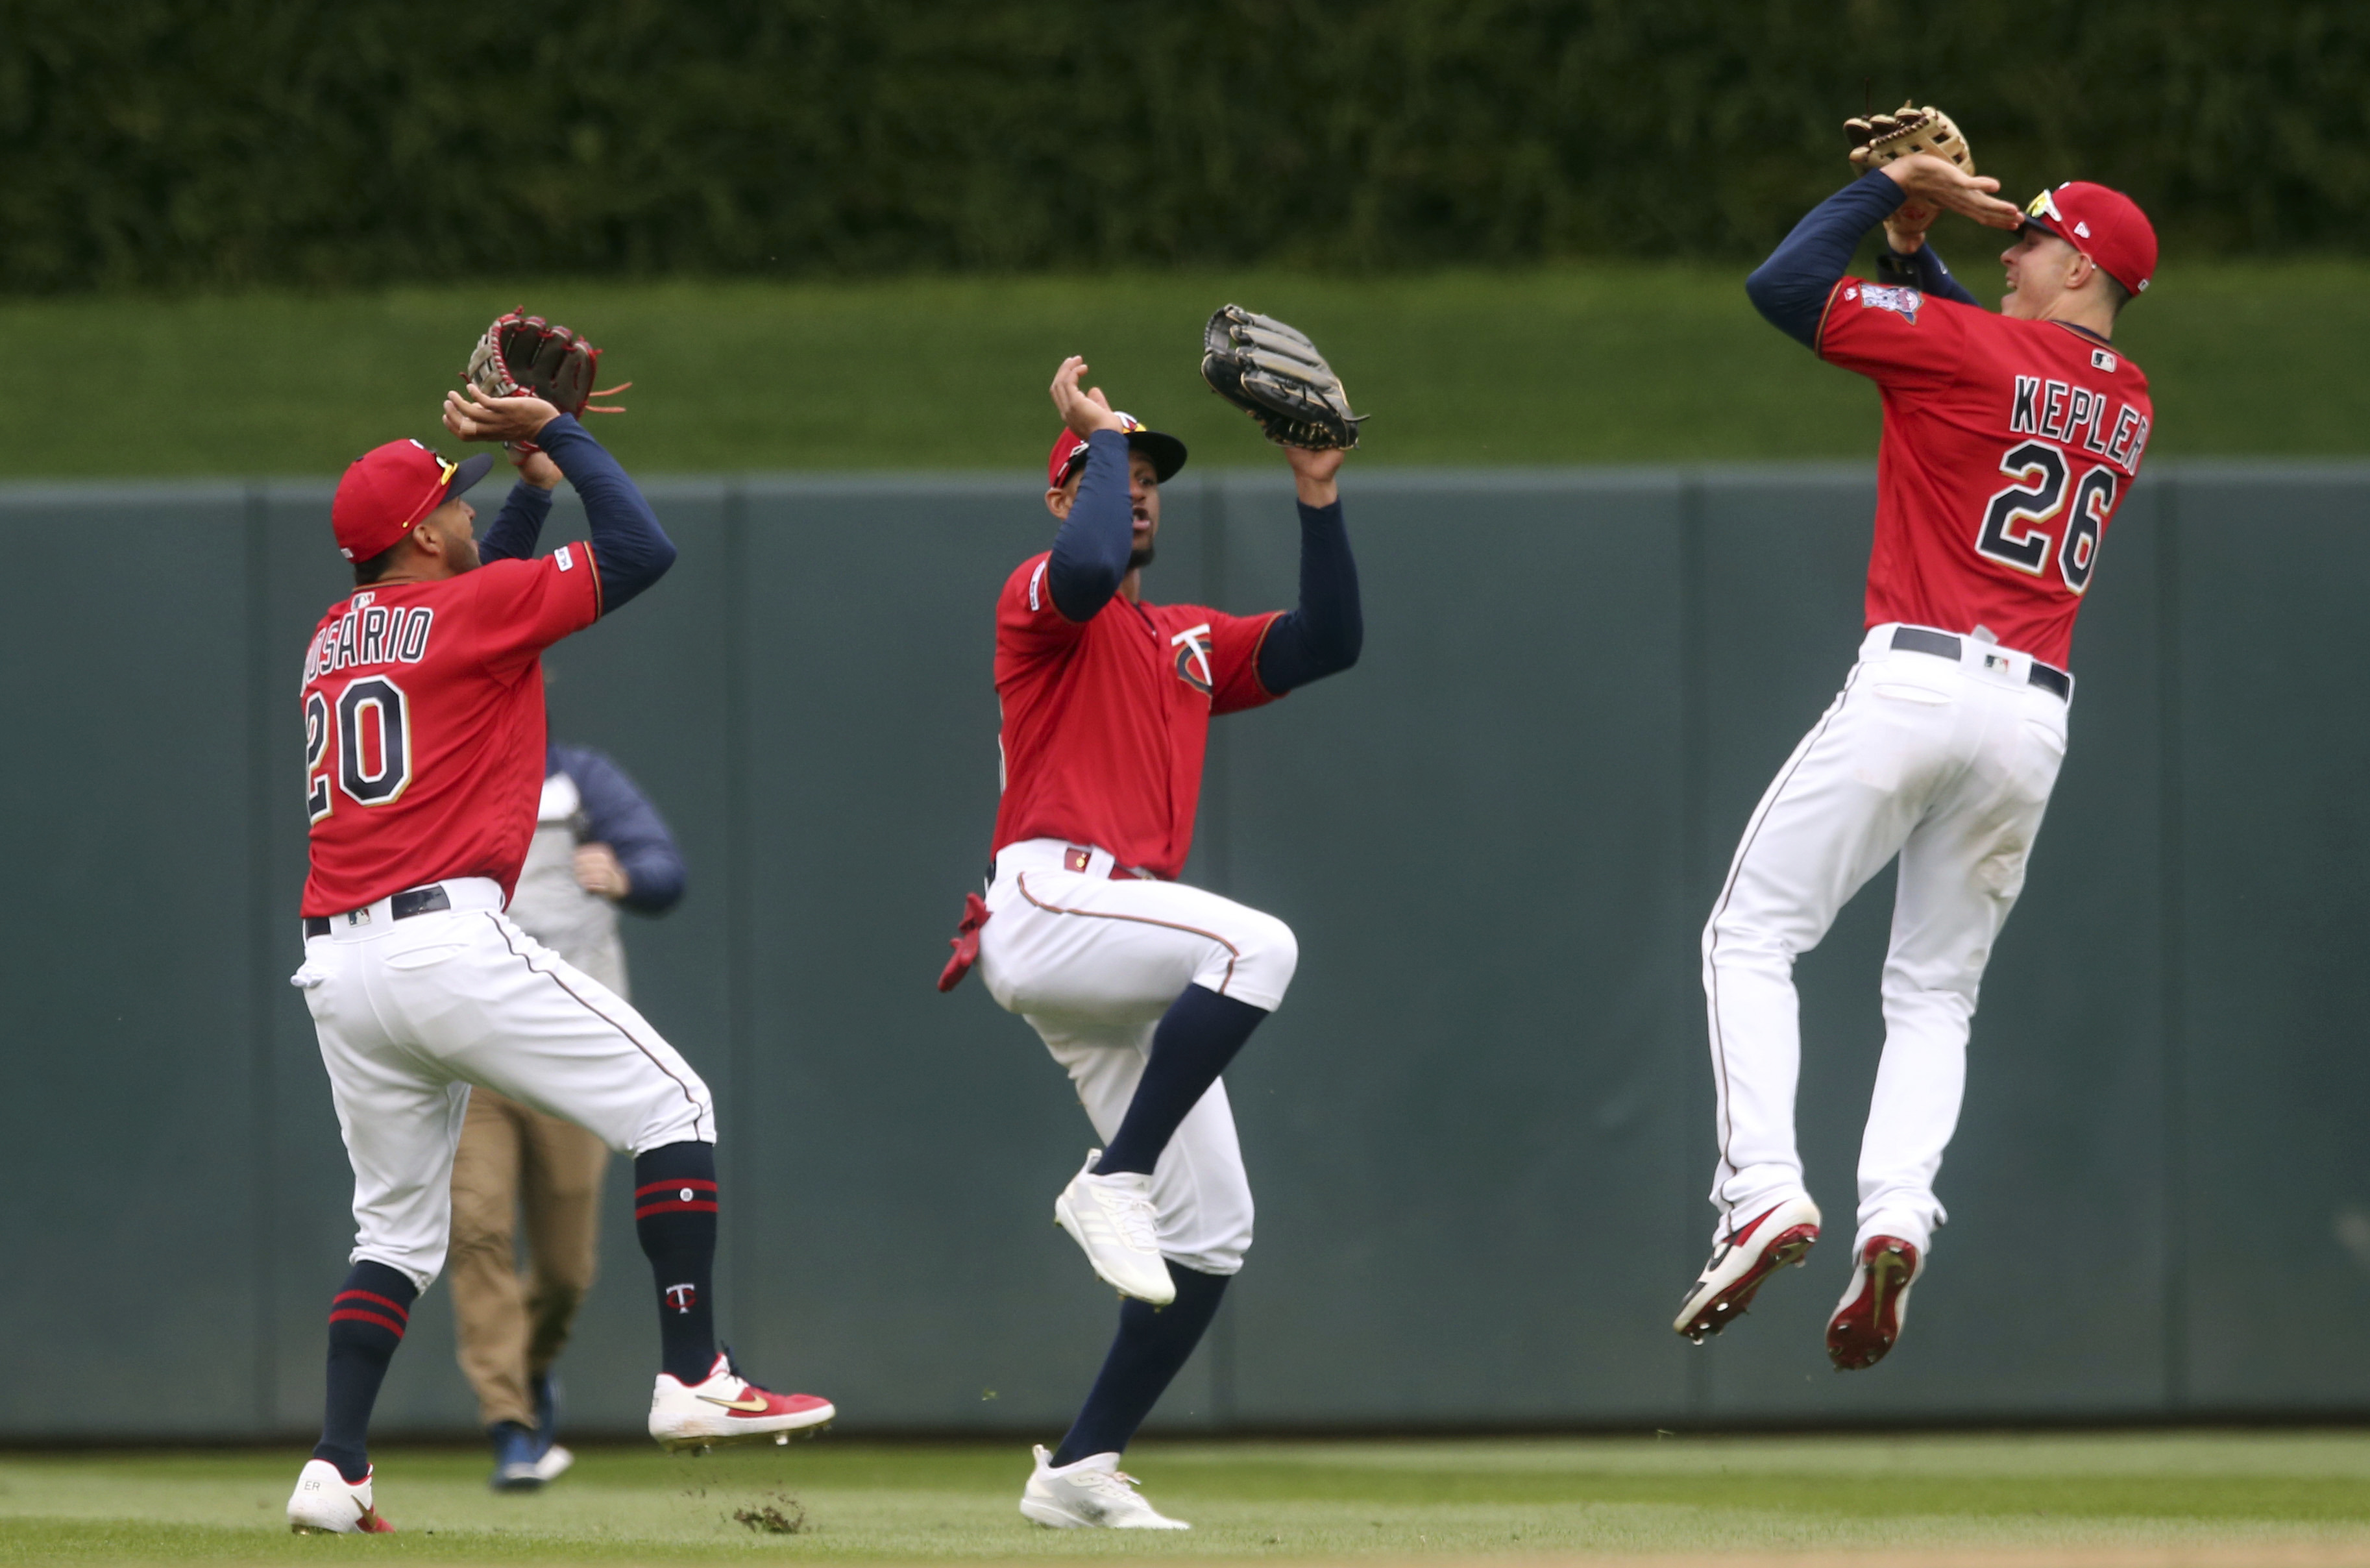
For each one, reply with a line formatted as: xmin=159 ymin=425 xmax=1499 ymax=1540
xmin=449 ymin=737 xmax=686 ymax=1489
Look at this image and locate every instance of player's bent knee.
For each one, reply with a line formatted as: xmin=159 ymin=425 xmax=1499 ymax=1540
xmin=1222 ymin=912 xmax=1298 ymax=1011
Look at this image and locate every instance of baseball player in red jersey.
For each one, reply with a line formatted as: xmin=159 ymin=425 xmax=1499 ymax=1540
xmin=939 ymin=358 xmax=1360 ymax=1528
xmin=284 ymin=388 xmax=831 ymax=1534
xmin=1674 ymin=154 xmax=2158 ymax=1369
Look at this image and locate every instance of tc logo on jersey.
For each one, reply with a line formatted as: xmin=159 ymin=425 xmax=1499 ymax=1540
xmin=665 ymin=1283 xmax=699 ymax=1313
xmin=1854 ymin=284 xmax=1923 ymax=323
xmin=1169 ymin=624 xmax=1214 ymax=696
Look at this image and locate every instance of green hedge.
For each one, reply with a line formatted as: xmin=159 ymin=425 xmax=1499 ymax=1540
xmin=3 ymin=0 xmax=2364 ymax=291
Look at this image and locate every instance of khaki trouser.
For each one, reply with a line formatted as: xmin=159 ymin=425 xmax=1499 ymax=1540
xmin=448 ymin=1086 xmax=611 ymax=1430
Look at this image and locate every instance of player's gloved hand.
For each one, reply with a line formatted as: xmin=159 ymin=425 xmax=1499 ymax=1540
xmin=443 ymin=385 xmax=561 ymax=447
xmin=1049 ymin=356 xmax=1129 ymax=440
xmin=574 ymin=842 xmax=631 ymax=901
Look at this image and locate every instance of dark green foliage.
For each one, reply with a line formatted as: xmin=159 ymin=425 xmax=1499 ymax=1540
xmin=1 ymin=0 xmax=2364 ymax=291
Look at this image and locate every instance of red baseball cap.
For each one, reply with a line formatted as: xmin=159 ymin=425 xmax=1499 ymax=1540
xmin=2022 ymin=182 xmax=2158 ymax=297
xmin=1047 ymin=412 xmax=1189 ymax=490
xmin=332 ymin=441 xmax=493 ymax=561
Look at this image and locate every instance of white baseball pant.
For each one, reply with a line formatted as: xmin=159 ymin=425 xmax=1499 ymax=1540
xmin=1703 ymin=624 xmax=2071 ymax=1256
xmin=974 ymin=839 xmax=1299 ymax=1275
xmin=291 ymin=877 xmax=715 ymax=1292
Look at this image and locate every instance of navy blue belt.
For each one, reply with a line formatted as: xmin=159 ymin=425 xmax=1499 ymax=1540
xmin=1890 ymin=626 xmax=2071 ymax=702
xmin=303 ymin=883 xmax=452 ymax=938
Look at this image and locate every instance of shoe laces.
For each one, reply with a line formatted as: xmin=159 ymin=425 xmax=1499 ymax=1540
xmin=1073 ymin=1465 xmax=1147 ymax=1501
xmin=706 ymin=1343 xmax=755 ymax=1397
xmin=1099 ymin=1181 xmax=1161 ymax=1253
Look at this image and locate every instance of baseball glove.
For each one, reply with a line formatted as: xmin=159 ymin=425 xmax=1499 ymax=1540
xmin=464 ymin=310 xmax=630 ymax=423
xmin=1200 ymin=305 xmax=1365 ymax=450
xmin=1844 ymin=103 xmax=1974 ymax=238
xmin=1846 ymin=101 xmax=1975 ymax=178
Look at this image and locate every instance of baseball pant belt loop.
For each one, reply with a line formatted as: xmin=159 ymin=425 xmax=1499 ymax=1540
xmin=1883 ymin=623 xmax=2072 ymax=702
xmin=302 ymin=877 xmax=506 ymax=940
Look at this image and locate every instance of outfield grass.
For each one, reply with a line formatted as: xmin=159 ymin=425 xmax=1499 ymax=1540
xmin=0 ymin=260 xmax=2355 ymax=480
xmin=5 ymin=1432 xmax=2370 ymax=1565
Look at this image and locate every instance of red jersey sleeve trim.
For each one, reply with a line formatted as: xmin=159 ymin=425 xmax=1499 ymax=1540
xmin=1240 ymin=610 xmax=1288 ymax=704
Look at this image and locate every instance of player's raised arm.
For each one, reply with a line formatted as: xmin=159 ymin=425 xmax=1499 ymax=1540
xmin=476 ymin=448 xmax=561 ymax=564
xmin=1745 ymin=154 xmax=2019 ymax=349
xmin=443 ymin=386 xmax=678 ymax=612
xmin=1042 ymin=356 xmax=1136 ymax=621
xmin=1252 ymin=446 xmax=1363 ymax=694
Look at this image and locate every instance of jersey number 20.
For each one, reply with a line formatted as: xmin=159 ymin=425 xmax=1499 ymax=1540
xmin=305 ymin=677 xmax=413 ymax=823
xmin=1976 ymin=439 xmax=2116 ymax=594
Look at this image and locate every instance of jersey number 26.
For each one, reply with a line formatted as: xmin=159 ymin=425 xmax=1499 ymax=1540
xmin=1976 ymin=438 xmax=2116 ymax=594
xmin=304 ymin=677 xmax=413 ymax=824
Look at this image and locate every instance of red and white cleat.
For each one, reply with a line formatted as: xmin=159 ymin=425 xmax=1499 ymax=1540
xmin=1827 ymin=1235 xmax=1923 ymax=1370
xmin=1674 ymin=1195 xmax=1822 ymax=1342
xmin=648 ymin=1350 xmax=835 ymax=1452
xmin=286 ymin=1458 xmax=395 ymax=1534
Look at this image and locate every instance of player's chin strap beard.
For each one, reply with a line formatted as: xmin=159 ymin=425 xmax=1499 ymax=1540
xmin=1129 ymin=544 xmax=1156 ymax=572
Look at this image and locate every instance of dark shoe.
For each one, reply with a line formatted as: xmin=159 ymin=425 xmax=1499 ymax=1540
xmin=488 ymin=1421 xmax=543 ymax=1491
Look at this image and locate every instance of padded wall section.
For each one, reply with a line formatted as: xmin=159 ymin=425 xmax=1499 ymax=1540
xmin=0 ymin=463 xmax=2356 ymax=1436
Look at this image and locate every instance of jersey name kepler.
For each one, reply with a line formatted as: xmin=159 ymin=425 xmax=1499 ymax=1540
xmin=2009 ymin=375 xmax=2150 ymax=476
xmin=304 ymin=593 xmax=436 ymax=683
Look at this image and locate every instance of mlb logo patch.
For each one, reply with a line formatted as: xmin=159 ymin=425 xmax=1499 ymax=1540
xmin=1857 ymin=284 xmax=1922 ymax=323
xmin=2091 ymin=348 xmax=2118 ymax=373
xmin=554 ymin=545 xmax=576 ymax=572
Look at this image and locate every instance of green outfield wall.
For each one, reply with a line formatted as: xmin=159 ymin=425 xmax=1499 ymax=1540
xmin=1 ymin=465 xmax=2364 ymax=1441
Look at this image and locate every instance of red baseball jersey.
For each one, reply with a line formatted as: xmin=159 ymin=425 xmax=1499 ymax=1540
xmin=1818 ymin=278 xmax=2154 ymax=668
xmin=992 ymin=553 xmax=1282 ymax=881
xmin=300 ymin=547 xmax=601 ymax=915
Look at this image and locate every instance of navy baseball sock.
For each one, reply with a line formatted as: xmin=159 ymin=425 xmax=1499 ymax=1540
xmin=1051 ymin=1263 xmax=1230 ymax=1465
xmin=634 ymin=1141 xmax=719 ymax=1384
xmin=1094 ymin=986 xmax=1268 ymax=1176
xmin=313 ymin=1260 xmax=418 ymax=1484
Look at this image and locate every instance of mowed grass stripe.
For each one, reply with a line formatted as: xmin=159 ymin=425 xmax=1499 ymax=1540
xmin=0 ymin=261 xmax=2356 ymax=481
xmin=5 ymin=1434 xmax=2370 ymax=1563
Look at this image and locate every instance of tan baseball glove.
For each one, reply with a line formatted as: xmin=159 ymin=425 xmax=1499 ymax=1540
xmin=1844 ymin=103 xmax=1975 ymax=238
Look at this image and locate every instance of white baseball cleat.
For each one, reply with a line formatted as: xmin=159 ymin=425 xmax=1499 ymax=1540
xmin=286 ymin=1458 xmax=395 ymax=1534
xmin=1674 ymin=1194 xmax=1822 ymax=1342
xmin=1053 ymin=1149 xmax=1175 ymax=1305
xmin=531 ymin=1443 xmax=576 ymax=1483
xmin=1019 ymin=1445 xmax=1191 ymax=1530
xmin=1827 ymin=1234 xmax=1924 ymax=1370
xmin=648 ymin=1350 xmax=835 ymax=1452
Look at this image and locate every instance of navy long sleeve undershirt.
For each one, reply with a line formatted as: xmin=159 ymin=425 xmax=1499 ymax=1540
xmin=474 ymin=414 xmax=676 ymax=612
xmin=548 ymin=741 xmax=687 ymax=914
xmin=1042 ymin=425 xmax=1360 ymax=692
xmin=1256 ymin=499 xmax=1362 ymax=694
xmin=477 ymin=480 xmax=552 ymax=564
xmin=1745 ymin=171 xmax=1979 ymax=349
xmin=1045 ymin=429 xmax=1134 ymax=622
